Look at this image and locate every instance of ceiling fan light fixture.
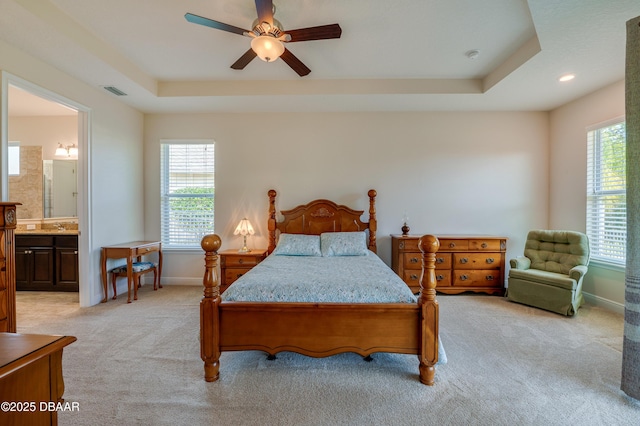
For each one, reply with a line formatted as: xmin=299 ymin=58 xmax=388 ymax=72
xmin=251 ymin=35 xmax=285 ymax=62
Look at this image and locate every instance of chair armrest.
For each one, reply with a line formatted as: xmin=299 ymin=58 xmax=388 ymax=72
xmin=510 ymin=256 xmax=531 ymax=270
xmin=569 ymin=265 xmax=588 ymax=281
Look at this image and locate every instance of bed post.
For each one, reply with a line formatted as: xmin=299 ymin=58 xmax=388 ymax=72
xmin=367 ymin=189 xmax=377 ymax=253
xmin=268 ymin=189 xmax=277 ymax=254
xmin=200 ymin=234 xmax=222 ymax=382
xmin=418 ymin=235 xmax=440 ymax=386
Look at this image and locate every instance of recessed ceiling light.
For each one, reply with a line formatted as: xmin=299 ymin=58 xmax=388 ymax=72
xmin=558 ymin=74 xmax=575 ymax=82
xmin=466 ymin=50 xmax=480 ymax=60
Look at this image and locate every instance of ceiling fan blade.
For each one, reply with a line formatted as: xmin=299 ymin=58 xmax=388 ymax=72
xmin=254 ymin=0 xmax=274 ymax=26
xmin=285 ymin=24 xmax=342 ymax=42
xmin=231 ymin=49 xmax=258 ymax=70
xmin=280 ymin=48 xmax=311 ymax=77
xmin=185 ymin=13 xmax=248 ymax=36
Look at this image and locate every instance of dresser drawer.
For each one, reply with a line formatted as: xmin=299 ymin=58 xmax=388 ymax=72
xmin=397 ymin=238 xmax=419 ymax=251
xmin=224 ymin=255 xmax=262 ymax=267
xmin=453 ymin=270 xmax=502 ymax=287
xmin=402 ymin=270 xmax=422 ymax=287
xmin=403 ymin=270 xmax=452 ymax=288
xmin=435 ymin=253 xmax=452 ymax=269
xmin=225 ymin=268 xmax=250 ymax=285
xmin=454 ymin=253 xmax=502 ymax=270
xmin=402 ymin=253 xmax=422 ymax=270
xmin=468 ymin=239 xmax=503 ymax=251
xmin=438 ymin=239 xmax=469 ymax=251
xmin=435 ymin=270 xmax=451 ymax=287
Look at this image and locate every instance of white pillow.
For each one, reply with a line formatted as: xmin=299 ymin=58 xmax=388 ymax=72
xmin=321 ymin=232 xmax=368 ymax=256
xmin=272 ymin=234 xmax=322 ymax=256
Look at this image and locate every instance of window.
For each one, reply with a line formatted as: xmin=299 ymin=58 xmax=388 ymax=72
xmin=8 ymin=142 xmax=20 ymax=176
xmin=160 ymin=141 xmax=215 ymax=249
xmin=586 ymin=120 xmax=626 ymax=265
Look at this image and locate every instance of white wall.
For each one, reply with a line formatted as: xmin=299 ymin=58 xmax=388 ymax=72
xmin=549 ymin=80 xmax=626 ymax=312
xmin=9 ymin=115 xmax=77 ymax=160
xmin=144 ymin=111 xmax=550 ymax=285
xmin=1 ymin=39 xmax=145 ymax=306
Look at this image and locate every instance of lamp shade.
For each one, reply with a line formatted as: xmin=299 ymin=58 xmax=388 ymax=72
xmin=234 ymin=218 xmax=255 ymax=236
xmin=55 ymin=143 xmax=68 ymax=157
xmin=68 ymin=144 xmax=78 ymax=158
xmin=250 ymin=35 xmax=285 ymax=62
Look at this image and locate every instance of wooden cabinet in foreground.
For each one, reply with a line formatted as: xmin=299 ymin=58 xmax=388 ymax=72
xmin=391 ymin=234 xmax=507 ymax=295
xmin=0 ymin=203 xmax=19 ymax=333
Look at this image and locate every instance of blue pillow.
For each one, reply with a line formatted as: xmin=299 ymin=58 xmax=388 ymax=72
xmin=321 ymin=232 xmax=368 ymax=256
xmin=272 ymin=234 xmax=322 ymax=256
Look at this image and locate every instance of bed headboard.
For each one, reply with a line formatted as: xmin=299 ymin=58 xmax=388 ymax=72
xmin=267 ymin=189 xmax=378 ymax=254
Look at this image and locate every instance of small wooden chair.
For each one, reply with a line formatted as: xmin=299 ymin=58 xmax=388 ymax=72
xmin=110 ymin=261 xmax=160 ymax=303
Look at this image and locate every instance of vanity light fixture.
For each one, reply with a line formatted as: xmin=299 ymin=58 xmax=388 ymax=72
xmin=55 ymin=143 xmax=78 ymax=159
xmin=234 ymin=218 xmax=255 ymax=253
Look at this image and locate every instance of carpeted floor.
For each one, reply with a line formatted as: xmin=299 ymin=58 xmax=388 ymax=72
xmin=15 ymin=286 xmax=640 ymax=425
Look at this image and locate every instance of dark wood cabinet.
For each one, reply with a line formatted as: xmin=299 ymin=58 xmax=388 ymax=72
xmin=15 ymin=234 xmax=78 ymax=292
xmin=55 ymin=236 xmax=79 ymax=291
xmin=16 ymin=235 xmax=54 ymax=291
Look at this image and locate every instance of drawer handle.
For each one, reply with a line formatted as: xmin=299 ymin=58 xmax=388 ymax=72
xmin=436 ymin=274 xmax=444 ymax=281
xmin=459 ymin=258 xmax=468 ymax=264
xmin=460 ymin=274 xmax=469 ymax=281
xmin=486 ymin=258 xmax=495 ymax=264
xmin=481 ymin=242 xmax=488 ymax=248
xmin=486 ymin=275 xmax=494 ymax=281
xmin=436 ymin=257 xmax=444 ymax=264
xmin=238 ymin=259 xmax=244 ymax=264
xmin=399 ymin=242 xmax=405 ymax=249
xmin=145 ymin=248 xmax=150 ymax=252
xmin=410 ymin=274 xmax=419 ymax=280
xmin=74 ymin=251 xmax=78 ymax=255
xmin=409 ymin=257 xmax=419 ymax=264
xmin=449 ymin=243 xmax=456 ymax=248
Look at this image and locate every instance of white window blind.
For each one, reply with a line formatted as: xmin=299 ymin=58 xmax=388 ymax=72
xmin=586 ymin=120 xmax=626 ymax=265
xmin=160 ymin=141 xmax=215 ymax=248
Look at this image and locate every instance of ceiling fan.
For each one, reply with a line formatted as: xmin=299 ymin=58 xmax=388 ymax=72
xmin=185 ymin=0 xmax=342 ymax=76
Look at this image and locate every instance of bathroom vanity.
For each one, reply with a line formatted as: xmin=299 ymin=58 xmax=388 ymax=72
xmin=15 ymin=231 xmax=79 ymax=292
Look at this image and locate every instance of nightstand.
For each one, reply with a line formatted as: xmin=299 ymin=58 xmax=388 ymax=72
xmin=219 ymin=249 xmax=268 ymax=293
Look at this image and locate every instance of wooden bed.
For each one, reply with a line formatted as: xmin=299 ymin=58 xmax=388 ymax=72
xmin=200 ymin=189 xmax=441 ymax=385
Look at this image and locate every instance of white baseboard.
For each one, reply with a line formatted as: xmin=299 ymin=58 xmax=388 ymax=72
xmin=582 ymin=291 xmax=625 ymax=315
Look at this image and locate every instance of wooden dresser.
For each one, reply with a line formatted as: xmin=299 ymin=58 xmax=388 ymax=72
xmin=391 ymin=234 xmax=507 ymax=295
xmin=0 ymin=203 xmax=19 ymax=333
xmin=0 ymin=333 xmax=76 ymax=425
xmin=219 ymin=249 xmax=268 ymax=293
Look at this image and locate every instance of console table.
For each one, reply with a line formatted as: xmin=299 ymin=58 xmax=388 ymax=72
xmin=101 ymin=241 xmax=163 ymax=303
xmin=0 ymin=333 xmax=76 ymax=425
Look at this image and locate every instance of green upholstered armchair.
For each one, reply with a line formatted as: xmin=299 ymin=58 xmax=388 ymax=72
xmin=506 ymin=230 xmax=590 ymax=316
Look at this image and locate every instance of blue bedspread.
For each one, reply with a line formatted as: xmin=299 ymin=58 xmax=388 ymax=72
xmin=222 ymin=251 xmax=418 ymax=303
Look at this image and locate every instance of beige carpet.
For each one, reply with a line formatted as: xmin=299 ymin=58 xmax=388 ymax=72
xmin=15 ymin=286 xmax=640 ymax=425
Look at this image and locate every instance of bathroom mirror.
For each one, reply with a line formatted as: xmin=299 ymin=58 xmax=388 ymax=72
xmin=43 ymin=159 xmax=77 ymax=218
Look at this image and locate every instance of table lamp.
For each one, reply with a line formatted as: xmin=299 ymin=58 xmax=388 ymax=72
xmin=234 ymin=218 xmax=255 ymax=253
